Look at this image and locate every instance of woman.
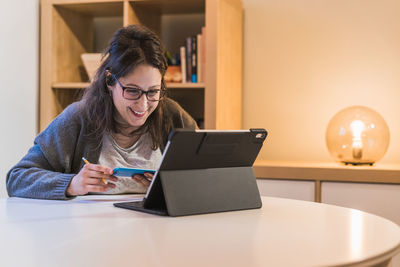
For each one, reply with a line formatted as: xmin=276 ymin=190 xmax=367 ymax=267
xmin=6 ymin=25 xmax=197 ymax=199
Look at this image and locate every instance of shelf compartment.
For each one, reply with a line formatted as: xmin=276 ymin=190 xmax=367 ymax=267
xmin=52 ymin=2 xmax=123 ymax=84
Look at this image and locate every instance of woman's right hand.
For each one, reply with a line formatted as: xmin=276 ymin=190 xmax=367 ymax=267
xmin=66 ymin=163 xmax=118 ymax=196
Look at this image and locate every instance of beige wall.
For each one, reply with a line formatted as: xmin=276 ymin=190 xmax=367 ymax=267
xmin=242 ymin=0 xmax=400 ymax=164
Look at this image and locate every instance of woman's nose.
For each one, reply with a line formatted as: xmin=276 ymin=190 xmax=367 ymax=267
xmin=135 ymin=93 xmax=148 ymax=109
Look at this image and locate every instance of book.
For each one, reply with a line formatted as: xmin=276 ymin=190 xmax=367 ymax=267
xmin=180 ymin=46 xmax=186 ymax=83
xmin=191 ymin=35 xmax=197 ymax=83
xmin=179 ymin=28 xmax=206 ymax=84
xmin=197 ymin=33 xmax=202 ymax=83
xmin=201 ymin=26 xmax=206 ymax=83
xmin=186 ymin=36 xmax=192 ymax=82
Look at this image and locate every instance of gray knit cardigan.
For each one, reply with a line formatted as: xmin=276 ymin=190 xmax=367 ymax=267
xmin=6 ymin=98 xmax=197 ymax=200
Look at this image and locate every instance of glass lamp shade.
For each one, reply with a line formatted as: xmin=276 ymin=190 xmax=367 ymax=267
xmin=325 ymin=106 xmax=390 ymax=165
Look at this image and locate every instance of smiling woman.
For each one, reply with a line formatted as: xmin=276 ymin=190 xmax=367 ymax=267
xmin=6 ymin=25 xmax=197 ymax=200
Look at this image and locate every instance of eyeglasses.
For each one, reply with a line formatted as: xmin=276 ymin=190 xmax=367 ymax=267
xmin=113 ymin=74 xmax=165 ymax=102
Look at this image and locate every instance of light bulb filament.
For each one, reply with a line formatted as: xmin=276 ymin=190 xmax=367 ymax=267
xmin=350 ymin=120 xmax=365 ymax=160
xmin=352 ymin=138 xmax=363 ymax=159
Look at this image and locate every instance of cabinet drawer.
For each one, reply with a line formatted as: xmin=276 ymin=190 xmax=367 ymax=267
xmin=322 ymin=182 xmax=400 ymax=225
xmin=256 ymin=179 xmax=315 ymax=202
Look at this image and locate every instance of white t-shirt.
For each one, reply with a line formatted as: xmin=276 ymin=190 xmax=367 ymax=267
xmin=98 ymin=132 xmax=162 ymax=194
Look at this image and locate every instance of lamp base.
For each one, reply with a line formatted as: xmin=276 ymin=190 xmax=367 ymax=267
xmin=342 ymin=161 xmax=374 ymax=166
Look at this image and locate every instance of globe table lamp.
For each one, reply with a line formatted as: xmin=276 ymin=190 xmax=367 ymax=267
xmin=325 ymin=106 xmax=390 ymax=165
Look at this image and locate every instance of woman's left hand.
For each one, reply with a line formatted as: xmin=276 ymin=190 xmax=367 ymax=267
xmin=132 ymin=172 xmax=153 ymax=187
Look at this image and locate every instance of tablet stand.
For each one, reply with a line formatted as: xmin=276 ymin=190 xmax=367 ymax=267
xmin=150 ymin=166 xmax=261 ymax=217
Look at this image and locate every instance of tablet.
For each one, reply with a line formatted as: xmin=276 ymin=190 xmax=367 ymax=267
xmin=114 ymin=128 xmax=268 ymax=216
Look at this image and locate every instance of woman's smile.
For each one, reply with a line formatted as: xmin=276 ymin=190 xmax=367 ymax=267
xmin=129 ymin=107 xmax=146 ymax=118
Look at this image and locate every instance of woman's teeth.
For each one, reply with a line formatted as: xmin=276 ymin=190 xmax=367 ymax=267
xmin=129 ymin=107 xmax=146 ymax=117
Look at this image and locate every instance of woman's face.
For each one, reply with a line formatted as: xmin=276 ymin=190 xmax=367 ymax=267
xmin=108 ymin=64 xmax=162 ymax=130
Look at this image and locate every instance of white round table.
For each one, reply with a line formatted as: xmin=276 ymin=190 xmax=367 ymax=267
xmin=1 ymin=195 xmax=399 ymax=267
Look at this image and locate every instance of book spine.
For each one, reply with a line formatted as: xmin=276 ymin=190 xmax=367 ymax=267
xmin=180 ymin=46 xmax=186 ymax=83
xmin=197 ymin=33 xmax=202 ymax=83
xmin=185 ymin=37 xmax=192 ymax=83
xmin=201 ymin=26 xmax=206 ymax=83
xmin=191 ymin=35 xmax=197 ymax=83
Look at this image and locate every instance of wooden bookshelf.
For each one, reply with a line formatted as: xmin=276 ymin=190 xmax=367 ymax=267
xmin=40 ymin=0 xmax=243 ymax=131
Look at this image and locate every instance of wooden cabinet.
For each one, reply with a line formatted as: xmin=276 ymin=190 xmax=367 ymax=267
xmin=254 ymin=161 xmax=400 ymax=200
xmin=40 ymin=0 xmax=243 ymax=131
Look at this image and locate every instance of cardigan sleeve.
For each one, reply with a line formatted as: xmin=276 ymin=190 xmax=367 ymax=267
xmin=6 ymin=103 xmax=83 ymax=200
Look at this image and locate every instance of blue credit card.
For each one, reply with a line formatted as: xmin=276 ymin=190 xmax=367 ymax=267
xmin=113 ymin=167 xmax=156 ymax=177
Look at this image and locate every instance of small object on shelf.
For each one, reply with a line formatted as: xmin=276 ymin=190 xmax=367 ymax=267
xmin=165 ymin=51 xmax=176 ymax=65
xmin=325 ymin=106 xmax=390 ymax=165
xmin=81 ymin=53 xmax=103 ymax=81
xmin=164 ymin=65 xmax=182 ymax=83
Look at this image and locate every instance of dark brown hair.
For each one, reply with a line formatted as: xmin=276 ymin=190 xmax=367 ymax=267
xmin=80 ymin=24 xmax=172 ymax=149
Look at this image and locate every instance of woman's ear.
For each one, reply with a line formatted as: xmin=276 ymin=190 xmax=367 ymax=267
xmin=105 ymin=70 xmax=115 ymax=86
xmin=105 ymin=70 xmax=114 ymax=97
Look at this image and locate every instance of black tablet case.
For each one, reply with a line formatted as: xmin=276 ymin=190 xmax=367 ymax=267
xmin=114 ymin=129 xmax=267 ymax=217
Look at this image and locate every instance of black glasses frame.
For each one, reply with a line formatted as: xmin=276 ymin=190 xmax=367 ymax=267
xmin=112 ymin=74 xmax=165 ymax=102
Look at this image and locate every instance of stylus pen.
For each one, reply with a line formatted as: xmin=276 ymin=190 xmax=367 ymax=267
xmin=81 ymin=157 xmax=107 ymax=184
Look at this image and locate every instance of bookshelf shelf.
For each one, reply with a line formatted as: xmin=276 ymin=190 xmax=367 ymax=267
xmin=52 ymin=82 xmax=205 ymax=90
xmin=40 ymin=0 xmax=243 ymax=131
xmin=167 ymin=83 xmax=205 ymax=89
xmin=52 ymin=82 xmax=90 ymax=89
